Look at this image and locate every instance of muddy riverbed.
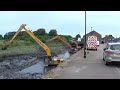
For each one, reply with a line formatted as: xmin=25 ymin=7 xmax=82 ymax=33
xmin=0 ymin=49 xmax=71 ymax=79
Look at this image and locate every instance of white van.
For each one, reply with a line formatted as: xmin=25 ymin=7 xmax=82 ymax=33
xmin=97 ymin=41 xmax=100 ymax=46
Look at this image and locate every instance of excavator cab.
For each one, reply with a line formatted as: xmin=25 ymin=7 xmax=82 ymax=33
xmin=44 ymin=55 xmax=64 ymax=66
xmin=44 ymin=55 xmax=52 ymax=66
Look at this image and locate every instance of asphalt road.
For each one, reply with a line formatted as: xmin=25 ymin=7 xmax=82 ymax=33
xmin=56 ymin=44 xmax=120 ymax=79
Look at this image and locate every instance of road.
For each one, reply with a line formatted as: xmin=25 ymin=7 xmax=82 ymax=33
xmin=55 ymin=44 xmax=120 ymax=79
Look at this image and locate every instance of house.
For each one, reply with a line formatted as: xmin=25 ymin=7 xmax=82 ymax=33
xmin=102 ymin=35 xmax=114 ymax=43
xmin=81 ymin=30 xmax=102 ymax=43
xmin=113 ymin=37 xmax=120 ymax=42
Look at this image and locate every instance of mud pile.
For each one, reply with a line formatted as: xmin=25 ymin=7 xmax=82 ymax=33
xmin=0 ymin=55 xmax=42 ymax=79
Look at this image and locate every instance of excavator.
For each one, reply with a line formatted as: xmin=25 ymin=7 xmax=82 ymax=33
xmin=46 ymin=35 xmax=79 ymax=53
xmin=1 ymin=24 xmax=64 ymax=66
xmin=70 ymin=39 xmax=81 ymax=50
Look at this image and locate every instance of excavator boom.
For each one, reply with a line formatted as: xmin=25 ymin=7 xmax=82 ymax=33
xmin=47 ymin=35 xmax=72 ymax=49
xmin=58 ymin=36 xmax=72 ymax=49
xmin=74 ymin=41 xmax=81 ymax=49
xmin=2 ymin=24 xmax=51 ymax=56
xmin=2 ymin=24 xmax=26 ymax=50
xmin=23 ymin=27 xmax=51 ymax=56
xmin=47 ymin=36 xmax=59 ymax=42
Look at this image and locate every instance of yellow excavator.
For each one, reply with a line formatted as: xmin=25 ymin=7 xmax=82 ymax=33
xmin=1 ymin=24 xmax=64 ymax=66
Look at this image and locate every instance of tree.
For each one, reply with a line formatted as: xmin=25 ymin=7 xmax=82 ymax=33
xmin=17 ymin=31 xmax=29 ymax=40
xmin=49 ymin=29 xmax=57 ymax=36
xmin=4 ymin=32 xmax=16 ymax=40
xmin=0 ymin=34 xmax=3 ymax=40
xmin=34 ymin=28 xmax=46 ymax=35
xmin=4 ymin=34 xmax=8 ymax=39
xmin=75 ymin=34 xmax=81 ymax=41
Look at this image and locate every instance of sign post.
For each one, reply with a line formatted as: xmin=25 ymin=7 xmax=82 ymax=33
xmin=84 ymin=11 xmax=86 ymax=58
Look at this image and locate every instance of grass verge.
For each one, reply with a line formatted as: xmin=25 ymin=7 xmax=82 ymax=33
xmin=0 ymin=40 xmax=68 ymax=58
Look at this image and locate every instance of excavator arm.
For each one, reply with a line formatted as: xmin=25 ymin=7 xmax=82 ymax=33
xmin=47 ymin=36 xmax=59 ymax=42
xmin=47 ymin=35 xmax=72 ymax=49
xmin=2 ymin=24 xmax=25 ymax=50
xmin=74 ymin=41 xmax=81 ymax=49
xmin=23 ymin=26 xmax=51 ymax=56
xmin=2 ymin=24 xmax=51 ymax=56
xmin=58 ymin=36 xmax=72 ymax=49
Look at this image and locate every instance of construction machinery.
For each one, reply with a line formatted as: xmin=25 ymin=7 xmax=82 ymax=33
xmin=46 ymin=35 xmax=78 ymax=53
xmin=1 ymin=24 xmax=64 ymax=66
xmin=75 ymin=41 xmax=81 ymax=50
xmin=70 ymin=39 xmax=81 ymax=50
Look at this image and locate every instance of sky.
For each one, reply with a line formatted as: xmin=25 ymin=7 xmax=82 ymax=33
xmin=0 ymin=11 xmax=120 ymax=38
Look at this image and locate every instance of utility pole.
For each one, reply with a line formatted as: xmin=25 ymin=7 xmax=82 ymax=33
xmin=91 ymin=27 xmax=92 ymax=31
xmin=84 ymin=11 xmax=86 ymax=58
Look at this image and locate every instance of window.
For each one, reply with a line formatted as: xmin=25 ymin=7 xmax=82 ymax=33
xmin=110 ymin=44 xmax=120 ymax=50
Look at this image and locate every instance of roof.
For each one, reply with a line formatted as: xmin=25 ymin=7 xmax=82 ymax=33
xmin=103 ymin=35 xmax=114 ymax=39
xmin=89 ymin=30 xmax=101 ymax=35
xmin=83 ymin=30 xmax=101 ymax=37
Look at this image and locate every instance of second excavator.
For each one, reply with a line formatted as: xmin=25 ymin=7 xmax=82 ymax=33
xmin=46 ymin=35 xmax=79 ymax=53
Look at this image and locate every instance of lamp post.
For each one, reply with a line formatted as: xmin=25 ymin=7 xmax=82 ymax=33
xmin=84 ymin=11 xmax=86 ymax=58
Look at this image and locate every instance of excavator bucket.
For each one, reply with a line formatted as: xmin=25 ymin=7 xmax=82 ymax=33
xmin=1 ymin=45 xmax=8 ymax=50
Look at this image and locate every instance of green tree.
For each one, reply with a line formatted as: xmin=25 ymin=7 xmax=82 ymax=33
xmin=4 ymin=33 xmax=9 ymax=39
xmin=75 ymin=34 xmax=81 ymax=41
xmin=49 ymin=29 xmax=57 ymax=36
xmin=34 ymin=28 xmax=46 ymax=35
xmin=0 ymin=34 xmax=3 ymax=40
xmin=16 ymin=31 xmax=29 ymax=40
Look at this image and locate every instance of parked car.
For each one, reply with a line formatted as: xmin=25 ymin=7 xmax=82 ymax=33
xmin=103 ymin=43 xmax=120 ymax=65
